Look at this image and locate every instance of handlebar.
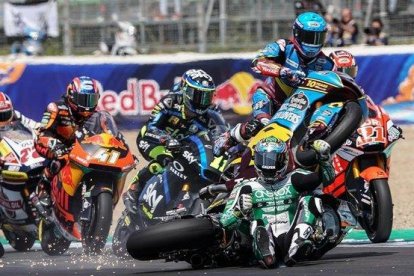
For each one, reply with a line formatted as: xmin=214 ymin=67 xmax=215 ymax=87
xmin=199 ymin=184 xmax=228 ymax=200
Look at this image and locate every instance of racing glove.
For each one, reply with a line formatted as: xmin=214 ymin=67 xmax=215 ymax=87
xmin=237 ymin=193 xmax=253 ymax=217
xmin=280 ymin=67 xmax=306 ymax=87
xmin=240 ymin=119 xmax=264 ymax=140
xmin=214 ymin=132 xmax=236 ymax=157
xmin=49 ymin=140 xmax=70 ymax=159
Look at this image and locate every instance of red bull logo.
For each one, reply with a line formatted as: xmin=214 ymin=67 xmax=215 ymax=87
xmin=214 ymin=72 xmax=263 ymax=115
xmin=0 ymin=62 xmax=26 ymax=86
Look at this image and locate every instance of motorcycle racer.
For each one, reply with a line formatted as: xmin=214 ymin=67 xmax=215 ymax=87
xmin=220 ymin=137 xmax=335 ymax=268
xmin=123 ymin=69 xmax=227 ymax=213
xmin=215 ymin=12 xmax=334 ymax=154
xmin=33 ymin=76 xmax=100 ymax=208
xmin=0 ymin=91 xmax=39 ymax=133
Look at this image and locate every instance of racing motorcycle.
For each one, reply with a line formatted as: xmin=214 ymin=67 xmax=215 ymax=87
xmin=0 ymin=122 xmax=46 ymax=252
xmin=125 ymin=180 xmax=356 ymax=269
xmin=223 ymin=70 xmax=368 ymax=191
xmin=321 ymin=97 xmax=402 ymax=243
xmin=39 ymin=112 xmax=135 ymax=255
xmin=112 ymin=126 xmax=228 ymax=257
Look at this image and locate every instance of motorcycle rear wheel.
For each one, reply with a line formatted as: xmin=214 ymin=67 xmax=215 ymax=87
xmin=364 ymin=179 xmax=393 ymax=243
xmin=3 ymin=230 xmax=35 ymax=252
xmin=81 ymin=192 xmax=113 ymax=255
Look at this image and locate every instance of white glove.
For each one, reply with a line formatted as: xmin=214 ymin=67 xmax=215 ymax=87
xmin=312 ymin=139 xmax=331 ymax=162
xmin=238 ymin=194 xmax=253 ymax=215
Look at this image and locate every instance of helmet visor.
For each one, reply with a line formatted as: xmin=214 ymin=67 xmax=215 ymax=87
xmin=184 ymin=86 xmax=215 ymax=109
xmin=337 ymin=66 xmax=358 ymax=79
xmin=0 ymin=110 xmax=12 ymax=123
xmin=254 ymin=150 xmax=287 ymax=177
xmin=72 ymin=93 xmax=99 ymax=109
xmin=295 ymin=29 xmax=327 ymax=46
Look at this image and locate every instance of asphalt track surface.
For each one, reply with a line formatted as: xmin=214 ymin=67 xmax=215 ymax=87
xmin=1 ymin=243 xmax=413 ymax=275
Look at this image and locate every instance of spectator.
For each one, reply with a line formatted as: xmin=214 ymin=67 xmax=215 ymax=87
xmin=364 ymin=18 xmax=388 ymax=46
xmin=156 ymin=0 xmax=182 ymax=20
xmin=325 ymin=13 xmax=341 ymax=47
xmin=339 ymin=8 xmax=358 ymax=46
xmin=294 ymin=0 xmax=326 ymax=16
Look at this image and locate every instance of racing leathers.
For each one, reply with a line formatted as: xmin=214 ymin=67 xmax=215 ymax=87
xmin=124 ymin=91 xmax=227 ymax=212
xmin=222 ymin=39 xmax=335 ymax=147
xmin=34 ymin=100 xmax=85 ymax=200
xmin=220 ymin=158 xmax=335 ymax=267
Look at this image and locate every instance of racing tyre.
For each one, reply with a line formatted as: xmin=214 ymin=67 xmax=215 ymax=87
xmin=127 ymin=217 xmax=220 ymax=261
xmin=82 ymin=192 xmax=113 ymax=255
xmin=0 ymin=242 xmax=4 ymax=258
xmin=3 ymin=230 xmax=36 ymax=252
xmin=297 ymin=101 xmax=363 ymax=167
xmin=40 ymin=221 xmax=71 ymax=256
xmin=112 ymin=211 xmax=137 ymax=258
xmin=365 ymin=179 xmax=393 ymax=243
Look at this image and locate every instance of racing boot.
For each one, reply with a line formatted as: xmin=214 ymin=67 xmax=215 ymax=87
xmin=285 ymin=223 xmax=315 ymax=266
xmin=253 ymin=225 xmax=276 ymax=269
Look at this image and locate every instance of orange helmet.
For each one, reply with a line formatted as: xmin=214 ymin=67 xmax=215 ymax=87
xmin=329 ymin=50 xmax=358 ymax=79
xmin=0 ymin=92 xmax=13 ymax=127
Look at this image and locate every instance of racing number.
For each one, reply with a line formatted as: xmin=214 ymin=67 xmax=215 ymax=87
xmin=21 ymin=148 xmax=41 ymax=164
xmin=92 ymin=148 xmax=121 ymax=164
xmin=356 ymin=126 xmax=386 ymax=147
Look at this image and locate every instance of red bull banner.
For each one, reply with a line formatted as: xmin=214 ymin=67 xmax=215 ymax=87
xmin=0 ymin=54 xmax=412 ymax=130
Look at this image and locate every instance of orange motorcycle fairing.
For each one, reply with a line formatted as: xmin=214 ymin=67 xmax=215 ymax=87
xmin=60 ymin=162 xmax=85 ymax=197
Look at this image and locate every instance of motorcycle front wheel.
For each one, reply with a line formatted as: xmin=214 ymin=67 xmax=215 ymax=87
xmin=3 ymin=229 xmax=35 ymax=252
xmin=81 ymin=192 xmax=113 ymax=255
xmin=127 ymin=217 xmax=220 ymax=262
xmin=364 ymin=179 xmax=393 ymax=243
xmin=112 ymin=210 xmax=137 ymax=258
xmin=40 ymin=220 xmax=71 ymax=256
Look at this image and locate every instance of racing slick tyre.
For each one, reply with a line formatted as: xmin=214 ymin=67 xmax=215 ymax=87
xmin=112 ymin=210 xmax=136 ymax=258
xmin=296 ymin=101 xmax=363 ymax=167
xmin=40 ymin=220 xmax=71 ymax=256
xmin=127 ymin=217 xmax=221 ymax=261
xmin=3 ymin=230 xmax=36 ymax=252
xmin=365 ymin=179 xmax=393 ymax=243
xmin=82 ymin=192 xmax=113 ymax=255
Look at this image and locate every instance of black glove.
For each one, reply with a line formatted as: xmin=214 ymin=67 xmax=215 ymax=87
xmin=52 ymin=142 xmax=70 ymax=159
xmin=241 ymin=119 xmax=264 ymax=140
xmin=165 ymin=138 xmax=181 ymax=153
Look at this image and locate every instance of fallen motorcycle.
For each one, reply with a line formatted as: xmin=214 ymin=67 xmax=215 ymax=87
xmin=112 ymin=126 xmax=229 ymax=257
xmin=39 ymin=111 xmax=135 ymax=255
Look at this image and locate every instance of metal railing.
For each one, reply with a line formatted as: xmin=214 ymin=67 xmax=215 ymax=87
xmin=0 ymin=0 xmax=414 ymax=55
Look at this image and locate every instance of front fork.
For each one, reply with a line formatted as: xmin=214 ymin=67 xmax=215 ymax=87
xmin=80 ymin=183 xmax=93 ymax=222
xmin=348 ymin=155 xmax=388 ymax=225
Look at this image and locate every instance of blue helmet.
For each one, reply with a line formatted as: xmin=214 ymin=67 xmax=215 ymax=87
xmin=293 ymin=12 xmax=327 ymax=59
xmin=181 ymin=69 xmax=215 ymax=115
xmin=254 ymin=137 xmax=289 ymax=183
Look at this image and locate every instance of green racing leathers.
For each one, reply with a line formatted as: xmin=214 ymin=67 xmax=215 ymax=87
xmin=220 ymin=164 xmax=334 ymax=267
